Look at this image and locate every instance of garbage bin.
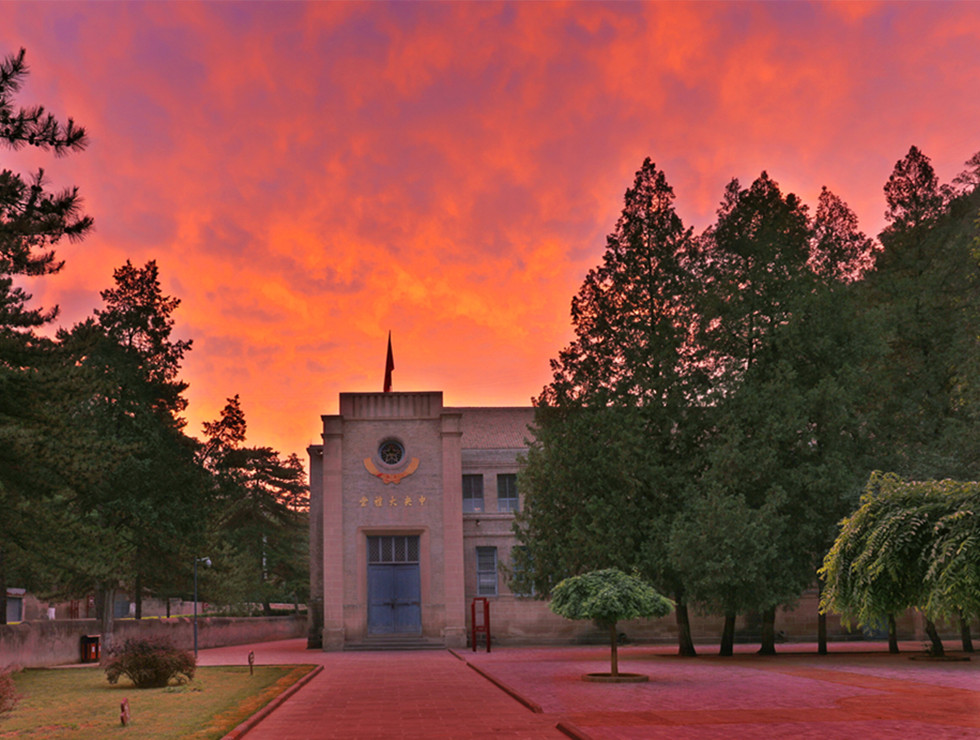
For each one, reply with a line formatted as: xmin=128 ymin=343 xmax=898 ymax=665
xmin=80 ymin=634 xmax=100 ymax=663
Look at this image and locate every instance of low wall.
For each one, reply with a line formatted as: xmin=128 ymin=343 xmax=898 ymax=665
xmin=0 ymin=615 xmax=307 ymax=669
xmin=465 ymin=591 xmax=975 ymax=648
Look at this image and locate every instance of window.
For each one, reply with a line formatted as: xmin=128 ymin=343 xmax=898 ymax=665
xmin=497 ymin=473 xmax=519 ymax=512
xmin=476 ymin=546 xmax=498 ymax=596
xmin=462 ymin=474 xmax=484 ymax=513
xmin=378 ymin=439 xmax=404 ymax=465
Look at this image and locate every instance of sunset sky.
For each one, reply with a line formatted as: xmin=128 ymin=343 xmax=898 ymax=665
xmin=2 ymin=1 xmax=978 ymax=461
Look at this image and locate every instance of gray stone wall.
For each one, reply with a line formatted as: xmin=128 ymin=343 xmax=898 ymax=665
xmin=0 ymin=616 xmax=306 ymax=669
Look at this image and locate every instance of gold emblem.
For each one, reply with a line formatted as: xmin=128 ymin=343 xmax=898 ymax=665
xmin=364 ymin=457 xmax=419 ymax=485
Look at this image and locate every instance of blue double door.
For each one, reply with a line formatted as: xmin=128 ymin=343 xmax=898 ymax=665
xmin=367 ymin=536 xmax=421 ymax=635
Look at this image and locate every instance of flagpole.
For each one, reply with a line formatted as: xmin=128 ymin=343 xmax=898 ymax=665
xmin=384 ymin=331 xmax=394 ymax=392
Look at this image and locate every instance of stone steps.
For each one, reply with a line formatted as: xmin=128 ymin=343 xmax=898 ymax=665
xmin=343 ymin=635 xmax=445 ymax=651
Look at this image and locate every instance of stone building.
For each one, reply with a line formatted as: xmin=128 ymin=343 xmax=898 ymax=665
xmin=306 ymin=390 xmax=553 ymax=649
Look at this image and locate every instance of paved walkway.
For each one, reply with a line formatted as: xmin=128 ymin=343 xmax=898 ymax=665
xmin=198 ymin=640 xmax=564 ymax=738
xmin=198 ymin=639 xmax=980 ymax=739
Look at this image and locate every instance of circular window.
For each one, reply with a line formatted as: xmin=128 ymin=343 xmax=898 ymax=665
xmin=378 ymin=439 xmax=405 ymax=466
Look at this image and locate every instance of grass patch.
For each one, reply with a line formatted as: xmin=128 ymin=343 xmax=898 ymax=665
xmin=0 ymin=664 xmax=315 ymax=739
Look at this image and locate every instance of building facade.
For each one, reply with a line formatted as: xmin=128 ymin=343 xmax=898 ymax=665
xmin=307 ymin=391 xmax=551 ymax=650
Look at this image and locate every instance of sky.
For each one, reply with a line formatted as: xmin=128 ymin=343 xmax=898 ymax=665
xmin=1 ymin=1 xmax=978 ymax=461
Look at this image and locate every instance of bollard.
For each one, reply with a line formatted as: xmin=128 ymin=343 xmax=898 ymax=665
xmin=248 ymin=651 xmax=255 ymax=676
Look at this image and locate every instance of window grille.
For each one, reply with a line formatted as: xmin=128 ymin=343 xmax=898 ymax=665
xmin=462 ymin=474 xmax=484 ymax=513
xmin=368 ymin=535 xmax=420 ymax=564
xmin=497 ymin=473 xmax=519 ymax=512
xmin=476 ymin=546 xmax=498 ymax=596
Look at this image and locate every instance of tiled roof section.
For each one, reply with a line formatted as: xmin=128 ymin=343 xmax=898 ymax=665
xmin=449 ymin=407 xmax=535 ymax=450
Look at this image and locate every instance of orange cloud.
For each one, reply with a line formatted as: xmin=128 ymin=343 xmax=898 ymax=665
xmin=1 ymin=1 xmax=978 ymax=458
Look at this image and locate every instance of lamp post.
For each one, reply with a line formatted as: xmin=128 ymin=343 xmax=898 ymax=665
xmin=193 ymin=556 xmax=211 ymax=657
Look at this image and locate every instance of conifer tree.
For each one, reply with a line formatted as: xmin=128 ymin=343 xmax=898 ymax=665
xmin=867 ymin=147 xmax=980 ymax=480
xmin=515 ymin=159 xmax=705 ymax=655
xmin=58 ymin=262 xmax=205 ymax=633
xmin=0 ymin=48 xmax=92 ymax=622
xmin=696 ymin=173 xmax=874 ymax=654
xmin=202 ymin=396 xmax=309 ymax=614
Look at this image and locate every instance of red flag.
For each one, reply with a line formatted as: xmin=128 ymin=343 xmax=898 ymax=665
xmin=383 ymin=331 xmax=394 ymax=392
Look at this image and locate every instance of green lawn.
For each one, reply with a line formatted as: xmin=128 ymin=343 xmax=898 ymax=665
xmin=0 ymin=664 xmax=315 ymax=739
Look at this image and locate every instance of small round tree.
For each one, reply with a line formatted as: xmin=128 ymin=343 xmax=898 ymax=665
xmin=550 ymin=568 xmax=673 ymax=680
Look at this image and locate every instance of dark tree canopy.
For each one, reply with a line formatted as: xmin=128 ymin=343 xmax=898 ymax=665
xmin=0 ymin=48 xmax=92 ymax=623
xmin=543 ymin=157 xmax=699 ymax=409
xmin=867 ymin=154 xmax=980 ymax=480
xmin=201 ymin=395 xmax=309 ymax=612
xmin=882 ymin=145 xmax=944 ymax=232
xmin=95 ymin=259 xmax=192 ymax=420
xmin=0 ymin=48 xmax=92 ymax=321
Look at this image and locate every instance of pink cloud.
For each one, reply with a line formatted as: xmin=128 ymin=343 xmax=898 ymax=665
xmin=1 ymin=1 xmax=977 ymax=458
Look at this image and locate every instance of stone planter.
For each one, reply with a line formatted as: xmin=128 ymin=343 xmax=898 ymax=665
xmin=582 ymin=672 xmax=649 ymax=683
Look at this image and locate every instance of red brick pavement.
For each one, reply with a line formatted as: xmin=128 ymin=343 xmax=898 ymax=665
xmin=198 ymin=640 xmax=980 ymax=739
xmin=467 ymin=643 xmax=980 ymax=739
xmin=198 ymin=640 xmax=565 ymax=739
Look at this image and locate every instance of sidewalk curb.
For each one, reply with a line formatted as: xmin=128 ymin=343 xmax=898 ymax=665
xmin=221 ymin=664 xmax=323 ymax=739
xmin=448 ymin=649 xmax=543 ymax=713
xmin=556 ymin=720 xmax=595 ymax=740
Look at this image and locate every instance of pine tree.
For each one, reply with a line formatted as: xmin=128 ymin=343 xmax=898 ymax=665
xmin=867 ymin=147 xmax=980 ymax=479
xmin=0 ymin=48 xmax=92 ymax=622
xmin=697 ymin=173 xmax=874 ymax=654
xmin=57 ymin=262 xmax=204 ymax=634
xmin=202 ymin=396 xmax=309 ymax=614
xmin=515 ymin=159 xmax=705 ymax=655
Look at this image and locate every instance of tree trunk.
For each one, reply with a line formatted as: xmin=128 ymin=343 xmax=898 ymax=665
xmin=674 ymin=597 xmax=697 ymax=657
xmin=720 ymin=612 xmax=735 ymax=656
xmin=924 ymin=619 xmax=944 ymax=657
xmin=96 ymin=583 xmax=116 ymax=653
xmin=959 ymin=614 xmax=973 ymax=653
xmin=818 ymin=611 xmax=827 ymax=655
xmin=307 ymin=597 xmax=324 ymax=649
xmin=0 ymin=546 xmax=7 ymax=625
xmin=888 ymin=613 xmax=899 ymax=654
xmin=758 ymin=607 xmax=776 ymax=655
xmin=609 ymin=622 xmax=619 ymax=677
xmin=134 ymin=573 xmax=142 ymax=620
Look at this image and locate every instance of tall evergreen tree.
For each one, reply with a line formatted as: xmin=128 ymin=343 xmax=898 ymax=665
xmin=696 ymin=173 xmax=874 ymax=654
xmin=0 ymin=48 xmax=92 ymax=622
xmin=202 ymin=396 xmax=309 ymax=614
xmin=866 ymin=147 xmax=980 ymax=479
xmin=515 ymin=159 xmax=705 ymax=655
xmin=58 ymin=261 xmax=205 ymax=634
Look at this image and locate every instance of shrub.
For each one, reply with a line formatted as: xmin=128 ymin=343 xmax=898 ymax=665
xmin=0 ymin=667 xmax=20 ymax=714
xmin=103 ymin=638 xmax=196 ymax=689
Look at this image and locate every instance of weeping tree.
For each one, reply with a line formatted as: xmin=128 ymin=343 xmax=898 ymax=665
xmin=820 ymin=472 xmax=980 ymax=656
xmin=550 ymin=568 xmax=672 ymax=678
